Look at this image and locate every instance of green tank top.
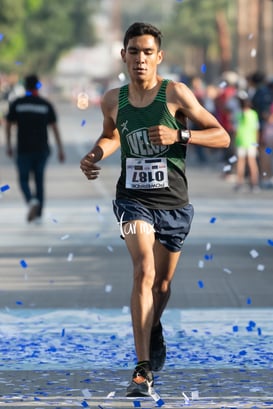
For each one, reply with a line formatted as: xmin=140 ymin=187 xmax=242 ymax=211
xmin=116 ymin=79 xmax=189 ymax=209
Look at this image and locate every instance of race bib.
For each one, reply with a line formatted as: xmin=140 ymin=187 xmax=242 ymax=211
xmin=125 ymin=157 xmax=168 ymax=189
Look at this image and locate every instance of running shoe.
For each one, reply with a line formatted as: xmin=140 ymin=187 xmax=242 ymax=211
xmin=27 ymin=198 xmax=40 ymax=222
xmin=126 ymin=363 xmax=154 ymax=397
xmin=150 ymin=321 xmax=166 ymax=372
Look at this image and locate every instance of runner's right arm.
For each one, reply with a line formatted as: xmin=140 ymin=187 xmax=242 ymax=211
xmin=80 ymin=89 xmax=120 ymax=180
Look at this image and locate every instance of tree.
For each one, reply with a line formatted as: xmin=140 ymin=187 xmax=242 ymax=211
xmin=0 ymin=0 xmax=26 ymax=71
xmin=0 ymin=0 xmax=98 ymax=74
xmin=163 ymin=0 xmax=237 ymax=80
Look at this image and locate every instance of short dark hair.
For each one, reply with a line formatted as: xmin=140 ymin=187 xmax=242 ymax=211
xmin=123 ymin=22 xmax=163 ymax=50
xmin=24 ymin=74 xmax=39 ymax=90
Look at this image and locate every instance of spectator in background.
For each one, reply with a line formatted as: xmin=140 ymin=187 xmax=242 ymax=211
xmin=5 ymin=74 xmax=65 ymax=223
xmin=261 ymin=101 xmax=273 ymax=188
xmin=234 ymin=93 xmax=259 ymax=192
xmin=247 ymin=71 xmax=273 ymax=188
xmin=190 ymin=76 xmax=208 ymax=164
xmin=215 ymin=73 xmax=239 ymax=175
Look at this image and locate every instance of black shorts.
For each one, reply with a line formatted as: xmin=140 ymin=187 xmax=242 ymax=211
xmin=113 ymin=199 xmax=194 ymax=252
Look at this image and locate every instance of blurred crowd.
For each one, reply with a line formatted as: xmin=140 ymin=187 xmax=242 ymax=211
xmin=189 ymin=70 xmax=273 ymax=191
xmin=1 ymin=70 xmax=273 ymax=193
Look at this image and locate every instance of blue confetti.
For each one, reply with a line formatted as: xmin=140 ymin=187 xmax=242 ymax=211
xmin=201 ymin=63 xmax=207 ymax=73
xmin=156 ymin=398 xmax=165 ymax=407
xmin=0 ymin=33 xmax=4 ymax=41
xmin=20 ymin=259 xmax=28 ymax=269
xmin=210 ymin=217 xmax=217 ymax=224
xmin=204 ymin=253 xmax=213 ymax=260
xmin=233 ymin=325 xmax=239 ymax=332
xmin=81 ymin=119 xmax=86 ymax=126
xmin=36 ymin=81 xmax=42 ymax=89
xmin=246 ymin=297 xmax=252 ymax=305
xmin=61 ymin=328 xmax=65 ymax=337
xmin=0 ymin=184 xmax=10 ymax=192
xmin=198 ymin=280 xmax=204 ymax=288
xmin=26 ymin=90 xmax=32 ymax=96
xmin=265 ymin=147 xmax=272 ymax=154
xmin=133 ymin=401 xmax=141 ymax=408
xmin=257 ymin=327 xmax=262 ymax=336
xmin=96 ymin=205 xmax=100 ymax=213
xmin=267 ymin=239 xmax=273 ymax=246
xmin=81 ymin=400 xmax=89 ymax=408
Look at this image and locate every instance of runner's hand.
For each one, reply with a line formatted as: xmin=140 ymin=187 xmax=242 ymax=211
xmin=80 ymin=153 xmax=101 ymax=180
xmin=148 ymin=125 xmax=179 ymax=145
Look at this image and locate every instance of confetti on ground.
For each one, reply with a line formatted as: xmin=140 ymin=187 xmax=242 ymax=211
xmin=107 ymin=245 xmax=114 ymax=252
xmin=1 ymin=308 xmax=273 ymax=372
xmin=267 ymin=239 xmax=273 ymax=246
xmin=81 ymin=119 xmax=86 ymax=126
xmin=209 ymin=217 xmax=217 ymax=224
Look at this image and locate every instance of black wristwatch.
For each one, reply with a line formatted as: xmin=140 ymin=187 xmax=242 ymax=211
xmin=178 ymin=129 xmax=191 ymax=145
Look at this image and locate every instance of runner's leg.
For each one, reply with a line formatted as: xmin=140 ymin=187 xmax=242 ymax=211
xmin=124 ymin=220 xmax=156 ymax=363
xmin=152 ymin=240 xmax=181 ymax=327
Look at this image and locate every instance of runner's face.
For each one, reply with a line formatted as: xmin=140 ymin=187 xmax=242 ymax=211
xmin=121 ymin=35 xmax=163 ymax=82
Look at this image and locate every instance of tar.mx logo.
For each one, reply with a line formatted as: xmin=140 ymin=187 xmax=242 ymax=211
xmin=118 ymin=211 xmax=155 ymax=238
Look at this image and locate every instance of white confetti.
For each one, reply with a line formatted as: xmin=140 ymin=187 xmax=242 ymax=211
xmin=48 ymin=247 xmax=52 ymax=253
xmin=82 ymin=389 xmax=92 ymax=398
xmin=223 ymin=268 xmax=232 ymax=274
xmin=228 ymin=155 xmax=237 ymax=164
xmin=223 ymin=164 xmax=232 ymax=173
xmin=106 ymin=391 xmax=115 ymax=398
xmin=198 ymin=260 xmax=204 ymax=269
xmin=118 ymin=72 xmax=126 ymax=82
xmin=219 ymin=80 xmax=227 ymax=88
xmin=206 ymin=242 xmax=211 ymax=251
xmin=257 ymin=264 xmax=265 ymax=271
xmin=61 ymin=234 xmax=70 ymax=241
xmin=250 ymin=249 xmax=259 ymax=259
xmin=191 ymin=390 xmax=199 ymax=399
xmin=107 ymin=245 xmax=114 ymax=252
xmin=67 ymin=253 xmax=74 ymax=262
xmin=250 ymin=48 xmax=257 ymax=57
xmin=122 ymin=305 xmax=130 ymax=314
xmin=105 ymin=284 xmax=112 ymax=293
